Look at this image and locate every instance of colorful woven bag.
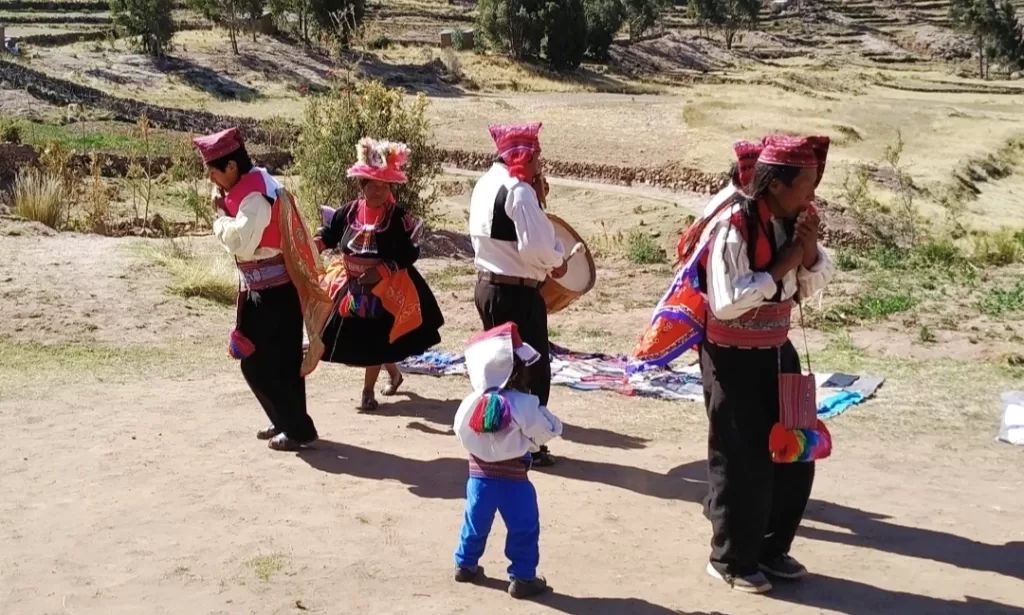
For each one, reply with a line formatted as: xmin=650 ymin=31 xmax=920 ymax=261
xmin=769 ymin=305 xmax=832 ymax=463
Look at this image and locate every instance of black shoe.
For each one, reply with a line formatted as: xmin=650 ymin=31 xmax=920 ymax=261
xmin=508 ymin=575 xmax=549 ymax=599
xmin=531 ymin=446 xmax=555 ymax=468
xmin=256 ymin=425 xmax=279 ymax=440
xmin=454 ymin=565 xmax=483 ymax=583
xmin=759 ymin=554 xmax=808 ymax=580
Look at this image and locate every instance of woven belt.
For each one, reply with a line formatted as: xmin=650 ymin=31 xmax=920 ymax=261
xmin=478 ymin=271 xmax=542 ymax=288
xmin=705 ymin=301 xmax=793 ymax=349
xmin=237 ymin=254 xmax=290 ymax=291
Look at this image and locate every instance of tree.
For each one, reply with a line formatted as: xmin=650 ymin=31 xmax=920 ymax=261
xmin=688 ymin=0 xmax=722 ymax=38
xmin=243 ymin=0 xmax=265 ymax=42
xmin=623 ymin=0 xmax=664 ymax=42
xmin=950 ymin=0 xmax=1024 ymax=78
xmin=110 ymin=0 xmax=175 ymax=56
xmin=477 ymin=0 xmax=548 ymax=60
xmin=190 ymin=0 xmax=243 ymax=54
xmin=544 ymin=0 xmax=588 ymax=69
xmin=295 ymin=81 xmax=440 ymax=224
xmin=688 ymin=0 xmax=760 ymax=49
xmin=988 ymin=0 xmax=1024 ymax=74
xmin=268 ymin=0 xmax=314 ymax=44
xmin=311 ymin=0 xmax=365 ymax=48
xmin=582 ymin=0 xmax=625 ymax=59
xmin=949 ymin=0 xmax=999 ymax=78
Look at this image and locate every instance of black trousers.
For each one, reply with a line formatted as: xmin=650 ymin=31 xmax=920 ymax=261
xmin=238 ymin=282 xmax=318 ymax=443
xmin=700 ymin=340 xmax=814 ymax=576
xmin=473 ymin=278 xmax=550 ymax=406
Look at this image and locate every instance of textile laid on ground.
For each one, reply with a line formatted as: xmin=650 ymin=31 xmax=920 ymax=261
xmin=396 ymin=344 xmax=884 ymax=418
xmin=998 ymin=391 xmax=1024 ymax=446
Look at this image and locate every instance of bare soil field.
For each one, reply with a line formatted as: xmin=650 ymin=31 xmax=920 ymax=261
xmin=2 ymin=207 xmax=1024 ymax=614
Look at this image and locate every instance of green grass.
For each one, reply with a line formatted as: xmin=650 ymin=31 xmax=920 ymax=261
xmin=247 ymin=553 xmax=287 ymax=583
xmin=0 ymin=337 xmax=169 ymax=374
xmin=977 ymin=281 xmax=1024 ymax=317
xmin=10 ymin=120 xmax=176 ymax=155
xmin=831 ymin=291 xmax=916 ymax=321
xmin=625 ymin=230 xmax=666 ymax=265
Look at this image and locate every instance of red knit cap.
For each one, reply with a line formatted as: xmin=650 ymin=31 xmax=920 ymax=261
xmin=733 ymin=134 xmax=830 ymax=190
xmin=192 ymin=128 xmax=244 ymax=164
xmin=489 ymin=123 xmax=542 ymax=159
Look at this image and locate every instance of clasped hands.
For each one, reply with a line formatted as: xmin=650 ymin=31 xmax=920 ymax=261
xmin=771 ymin=208 xmax=821 ymax=280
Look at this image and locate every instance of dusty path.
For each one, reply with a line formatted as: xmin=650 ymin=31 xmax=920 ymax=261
xmin=1 ymin=232 xmax=1023 ymax=615
xmin=2 ymin=366 xmax=1023 ymax=615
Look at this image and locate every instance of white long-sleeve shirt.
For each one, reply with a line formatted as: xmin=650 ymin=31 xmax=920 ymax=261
xmin=705 ymin=201 xmax=834 ymax=320
xmin=454 ymin=389 xmax=563 ymax=463
xmin=211 ymin=168 xmax=282 ymax=262
xmin=469 ymin=164 xmax=565 ymax=282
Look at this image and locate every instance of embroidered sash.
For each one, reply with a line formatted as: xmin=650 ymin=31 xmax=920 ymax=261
xmin=705 ymin=301 xmax=792 ymax=349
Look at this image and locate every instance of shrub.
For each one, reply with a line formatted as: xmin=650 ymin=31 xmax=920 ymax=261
xmin=625 ymin=229 xmax=666 ymax=264
xmin=544 ymin=0 xmax=588 ymax=70
xmin=478 ymin=0 xmax=547 ymax=60
xmin=583 ymin=0 xmax=625 ymax=60
xmin=12 ymin=168 xmax=68 ymax=230
xmin=366 ymin=34 xmax=392 ymax=50
xmin=294 ymin=80 xmax=440 ymax=226
xmin=0 ymin=118 xmax=22 ymax=144
xmin=110 ymin=0 xmax=175 ymax=57
xmin=972 ymin=228 xmax=1024 ymax=266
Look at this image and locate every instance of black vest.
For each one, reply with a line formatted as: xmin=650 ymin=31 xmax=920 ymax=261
xmin=490 ymin=184 xmax=516 ymax=242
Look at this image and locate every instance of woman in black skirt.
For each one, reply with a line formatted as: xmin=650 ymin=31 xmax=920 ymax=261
xmin=317 ymin=138 xmax=444 ymax=410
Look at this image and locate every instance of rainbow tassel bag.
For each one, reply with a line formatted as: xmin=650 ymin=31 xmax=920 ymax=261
xmin=769 ymin=306 xmax=832 ymax=463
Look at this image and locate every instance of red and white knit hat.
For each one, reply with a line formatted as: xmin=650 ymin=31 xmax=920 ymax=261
xmin=733 ymin=134 xmax=830 ymax=191
xmin=489 ymin=123 xmax=542 ymax=159
xmin=192 ymin=127 xmax=244 ymax=164
xmin=465 ymin=322 xmax=541 ymax=393
xmin=346 ymin=138 xmax=410 ymax=184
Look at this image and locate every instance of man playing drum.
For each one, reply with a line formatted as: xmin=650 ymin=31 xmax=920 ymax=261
xmin=469 ymin=122 xmax=567 ymax=467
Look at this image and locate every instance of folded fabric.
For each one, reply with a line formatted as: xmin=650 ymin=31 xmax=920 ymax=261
xmin=817 ymin=390 xmax=865 ymax=420
xmin=822 ymin=373 xmax=859 ymax=388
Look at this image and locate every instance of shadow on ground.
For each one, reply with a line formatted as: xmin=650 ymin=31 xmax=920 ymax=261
xmin=379 ymin=392 xmax=650 ymax=449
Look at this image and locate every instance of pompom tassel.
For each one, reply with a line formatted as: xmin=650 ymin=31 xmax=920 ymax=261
xmin=228 ymin=329 xmax=255 ymax=360
xmin=468 ymin=393 xmax=513 ymax=434
xmin=769 ymin=420 xmax=832 ymax=463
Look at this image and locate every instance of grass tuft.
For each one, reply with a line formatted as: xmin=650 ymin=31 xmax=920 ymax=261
xmin=625 ymin=230 xmax=666 ymax=265
xmin=12 ymin=168 xmax=68 ymax=229
xmin=247 ymin=553 xmax=287 ymax=583
xmin=142 ymin=239 xmax=237 ymax=305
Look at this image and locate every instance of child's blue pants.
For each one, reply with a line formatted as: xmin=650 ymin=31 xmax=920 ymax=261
xmin=454 ymin=477 xmax=540 ymax=580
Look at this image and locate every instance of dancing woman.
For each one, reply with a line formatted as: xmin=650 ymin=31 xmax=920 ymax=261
xmin=316 ymin=138 xmax=444 ymax=411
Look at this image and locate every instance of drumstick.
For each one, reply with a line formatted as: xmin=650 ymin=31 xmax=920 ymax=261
xmin=568 ymin=242 xmax=585 ymax=259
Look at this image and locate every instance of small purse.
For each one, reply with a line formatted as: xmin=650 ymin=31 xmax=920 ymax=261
xmin=769 ymin=305 xmax=832 ymax=463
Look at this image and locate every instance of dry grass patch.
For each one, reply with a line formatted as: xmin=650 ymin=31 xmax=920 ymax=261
xmin=11 ymin=168 xmax=68 ymax=230
xmin=140 ymin=239 xmax=237 ymax=305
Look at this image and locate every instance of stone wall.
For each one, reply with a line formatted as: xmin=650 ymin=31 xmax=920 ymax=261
xmin=0 ymin=60 xmax=277 ymax=142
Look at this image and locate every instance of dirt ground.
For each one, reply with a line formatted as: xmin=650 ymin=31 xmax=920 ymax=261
xmin=2 ymin=216 xmax=1024 ymax=614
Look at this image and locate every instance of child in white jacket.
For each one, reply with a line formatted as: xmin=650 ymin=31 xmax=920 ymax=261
xmin=452 ymin=322 xmax=563 ymax=599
